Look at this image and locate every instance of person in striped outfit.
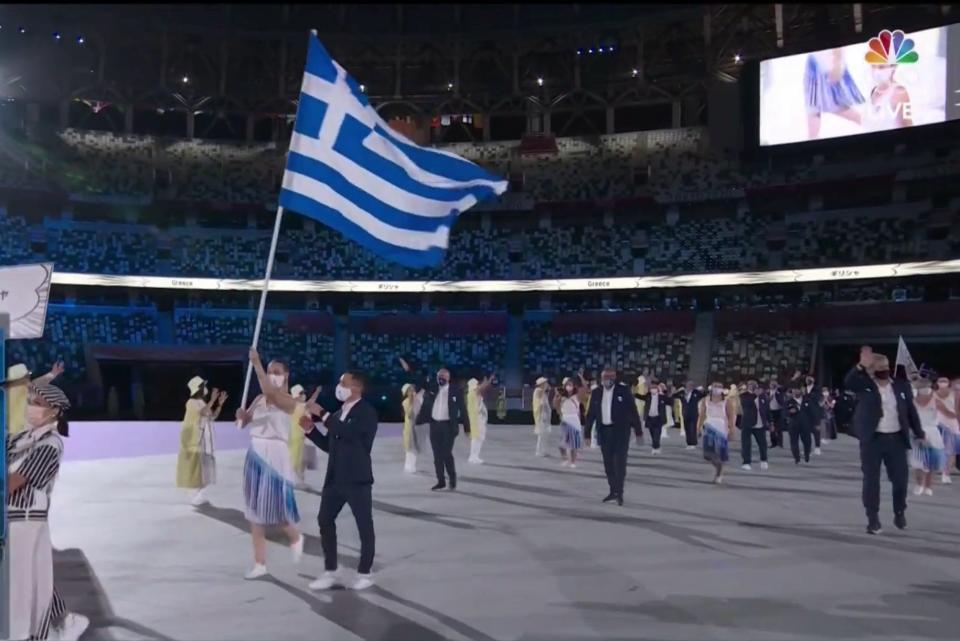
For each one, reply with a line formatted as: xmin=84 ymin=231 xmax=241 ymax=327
xmin=6 ymin=383 xmax=89 ymax=641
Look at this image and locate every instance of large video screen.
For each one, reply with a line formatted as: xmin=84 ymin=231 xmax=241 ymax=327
xmin=759 ymin=24 xmax=960 ymax=146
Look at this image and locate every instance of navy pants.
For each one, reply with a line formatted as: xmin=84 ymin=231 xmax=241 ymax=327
xmin=859 ymin=433 xmax=908 ymax=519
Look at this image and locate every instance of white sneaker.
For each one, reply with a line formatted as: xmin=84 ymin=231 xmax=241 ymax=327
xmin=190 ymin=489 xmax=208 ymax=506
xmin=57 ymin=613 xmax=90 ymax=641
xmin=741 ymin=464 xmax=752 ymax=471
xmin=913 ymin=485 xmax=925 ymax=496
xmin=651 ymin=448 xmax=661 ymax=455
xmin=560 ymin=459 xmax=570 ymax=467
xmin=245 ymin=564 xmax=268 ymax=580
xmin=714 ymin=475 xmax=724 ymax=485
xmin=942 ymin=474 xmax=952 ymax=484
xmin=569 ymin=463 xmax=577 ymax=469
xmin=351 ymin=573 xmax=375 ymax=591
xmin=686 ymin=445 xmax=696 ymax=450
xmin=924 ymin=487 xmax=933 ymax=496
xmin=760 ymin=462 xmax=768 ymax=471
xmin=814 ymin=448 xmax=822 ymax=456
xmin=291 ymin=534 xmax=304 ymax=564
xmin=308 ymin=571 xmax=340 ymax=591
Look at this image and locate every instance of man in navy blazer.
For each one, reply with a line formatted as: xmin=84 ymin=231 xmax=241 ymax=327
xmin=417 ymin=367 xmax=470 ymax=491
xmin=585 ymin=367 xmax=642 ymax=506
xmin=300 ymin=370 xmax=378 ymax=591
xmin=739 ymin=380 xmax=770 ymax=470
xmin=844 ymin=346 xmax=925 ymax=535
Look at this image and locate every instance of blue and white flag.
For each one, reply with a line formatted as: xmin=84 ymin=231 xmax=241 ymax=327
xmin=280 ymin=32 xmax=508 ymax=268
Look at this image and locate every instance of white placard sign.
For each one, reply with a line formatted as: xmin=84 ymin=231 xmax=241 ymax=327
xmin=0 ymin=262 xmax=53 ymax=339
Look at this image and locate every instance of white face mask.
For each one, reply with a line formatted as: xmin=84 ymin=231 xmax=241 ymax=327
xmin=335 ymin=384 xmax=352 ymax=402
xmin=871 ymin=67 xmax=894 ymax=85
xmin=268 ymin=374 xmax=286 ymax=389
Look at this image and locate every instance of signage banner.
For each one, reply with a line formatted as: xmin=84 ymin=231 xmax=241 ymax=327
xmin=0 ymin=263 xmax=53 ymax=339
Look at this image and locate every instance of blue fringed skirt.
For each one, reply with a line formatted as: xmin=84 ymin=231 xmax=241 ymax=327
xmin=243 ymin=442 xmax=300 ymax=526
xmin=804 ymin=53 xmax=865 ymax=115
xmin=702 ymin=426 xmax=729 ymax=463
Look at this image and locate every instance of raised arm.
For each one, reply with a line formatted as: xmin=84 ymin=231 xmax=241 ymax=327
xmin=32 ymin=361 xmax=65 ymax=386
xmin=844 ymin=347 xmax=876 ymax=394
xmin=249 ymin=348 xmax=298 ymax=414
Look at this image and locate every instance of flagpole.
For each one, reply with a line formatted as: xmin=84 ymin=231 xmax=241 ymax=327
xmin=237 ymin=29 xmax=315 ymax=422
xmin=238 ymin=204 xmax=285 ymax=422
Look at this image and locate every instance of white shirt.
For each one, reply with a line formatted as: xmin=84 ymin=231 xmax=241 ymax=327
xmin=648 ymin=392 xmax=659 ymax=417
xmin=769 ymin=390 xmax=780 ymax=411
xmin=876 ymin=383 xmax=901 ymax=434
xmin=752 ymin=397 xmax=764 ymax=429
xmin=432 ymin=386 xmax=451 ymax=421
xmin=601 ymin=386 xmax=614 ymax=425
xmin=338 ymin=398 xmax=360 ymax=422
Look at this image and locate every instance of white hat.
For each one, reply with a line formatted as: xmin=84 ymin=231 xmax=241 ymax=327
xmin=401 ymin=383 xmax=414 ymax=396
xmin=468 ymin=378 xmax=479 ymax=389
xmin=536 ymin=376 xmax=548 ymax=386
xmin=562 ymin=377 xmax=572 ymax=386
xmin=6 ymin=363 xmax=30 ymax=383
xmin=290 ymin=384 xmax=305 ymax=398
xmin=187 ymin=376 xmax=206 ymax=395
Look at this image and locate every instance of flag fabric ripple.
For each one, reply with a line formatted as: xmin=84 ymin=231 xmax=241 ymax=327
xmin=279 ymin=31 xmax=509 ymax=268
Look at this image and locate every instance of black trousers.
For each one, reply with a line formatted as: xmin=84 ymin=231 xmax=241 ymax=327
xmin=769 ymin=410 xmax=783 ymax=447
xmin=741 ymin=426 xmax=768 ymax=465
xmin=789 ymin=422 xmax=812 ymax=463
xmin=813 ymin=424 xmax=822 ymax=447
xmin=825 ymin=417 xmax=838 ymax=440
xmin=860 ymin=433 xmax=909 ymax=519
xmin=318 ymin=484 xmax=375 ymax=574
xmin=682 ymin=412 xmax=699 ymax=446
xmin=647 ymin=416 xmax=664 ymax=449
xmin=598 ymin=424 xmax=630 ymax=496
xmin=429 ymin=420 xmax=458 ymax=485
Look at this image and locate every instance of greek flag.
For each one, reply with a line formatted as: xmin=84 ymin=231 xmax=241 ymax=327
xmin=279 ymin=32 xmax=508 ymax=268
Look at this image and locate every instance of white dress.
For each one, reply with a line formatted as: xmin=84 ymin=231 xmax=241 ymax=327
xmin=242 ymin=397 xmax=300 ymax=525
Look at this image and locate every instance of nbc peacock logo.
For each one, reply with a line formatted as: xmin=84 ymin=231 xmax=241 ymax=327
xmin=864 ymin=29 xmax=919 ymax=65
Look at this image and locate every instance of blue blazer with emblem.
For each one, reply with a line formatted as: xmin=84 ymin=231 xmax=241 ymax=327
xmin=306 ymin=398 xmax=378 ymax=488
xmin=584 ymin=383 xmax=642 ymax=440
xmin=843 ymin=365 xmax=924 ymax=446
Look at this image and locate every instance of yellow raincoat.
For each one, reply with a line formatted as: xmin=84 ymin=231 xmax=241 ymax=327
xmin=176 ymin=399 xmax=205 ymax=488
xmin=289 ymin=401 xmax=307 ymax=477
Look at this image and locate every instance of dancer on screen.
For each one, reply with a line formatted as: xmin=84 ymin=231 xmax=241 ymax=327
xmin=805 ymin=48 xmax=865 ymax=139
xmin=865 ymin=63 xmax=913 ymax=130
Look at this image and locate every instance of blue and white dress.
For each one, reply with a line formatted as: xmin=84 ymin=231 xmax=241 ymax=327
xmin=912 ymin=399 xmax=945 ymax=472
xmin=560 ymin=396 xmax=584 ymax=451
xmin=804 ymin=49 xmax=865 ymax=115
xmin=242 ymin=398 xmax=300 ymax=525
xmin=701 ymin=398 xmax=730 ymax=463
xmin=935 ymin=392 xmax=959 ymax=456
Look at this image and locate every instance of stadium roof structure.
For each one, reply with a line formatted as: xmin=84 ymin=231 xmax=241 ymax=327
xmin=0 ymin=4 xmax=951 ymax=136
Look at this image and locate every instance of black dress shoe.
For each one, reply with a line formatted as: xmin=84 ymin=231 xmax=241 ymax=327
xmin=866 ymin=518 xmax=883 ymax=535
xmin=431 ymin=482 xmax=447 ymax=491
xmin=449 ymin=481 xmax=457 ymax=491
xmin=894 ymin=512 xmax=907 ymax=530
xmin=616 ymin=495 xmax=624 ymax=506
xmin=602 ymin=493 xmax=617 ymax=503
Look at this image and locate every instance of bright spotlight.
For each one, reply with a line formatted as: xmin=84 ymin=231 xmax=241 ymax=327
xmin=536 ymin=77 xmax=544 ymax=87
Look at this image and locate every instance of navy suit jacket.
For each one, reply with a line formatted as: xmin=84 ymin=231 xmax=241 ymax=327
xmin=584 ymin=383 xmax=642 ymax=440
xmin=843 ymin=365 xmax=924 ymax=446
xmin=416 ymin=383 xmax=471 ymax=434
xmin=306 ymin=398 xmax=378 ymax=489
xmin=636 ymin=391 xmax=669 ymax=422
xmin=674 ymin=389 xmax=704 ymax=421
xmin=739 ymin=392 xmax=770 ymax=429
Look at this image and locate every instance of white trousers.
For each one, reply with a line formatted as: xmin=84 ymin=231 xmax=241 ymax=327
xmin=469 ymin=421 xmax=487 ymax=463
xmin=535 ymin=429 xmax=550 ymax=457
xmin=9 ymin=519 xmax=55 ymax=641
xmin=404 ymin=423 xmax=430 ymax=473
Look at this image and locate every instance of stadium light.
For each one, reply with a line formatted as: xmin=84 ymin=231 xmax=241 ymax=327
xmin=53 ymin=32 xmax=61 ymax=41
xmin=76 ymin=35 xmax=84 ymax=44
xmin=359 ymin=83 xmax=365 ymax=92
xmin=598 ymin=46 xmax=605 ymax=53
xmin=182 ymin=76 xmax=189 ymax=84
xmin=631 ymin=68 xmax=639 ymax=77
xmin=734 ymin=53 xmax=742 ymax=63
xmin=576 ymin=49 xmax=582 ymax=56
xmin=587 ymin=48 xmax=594 ymax=54
xmin=447 ymin=82 xmax=453 ymax=91
xmin=536 ymin=77 xmax=544 ymax=86
xmin=18 ymin=27 xmax=26 ymax=34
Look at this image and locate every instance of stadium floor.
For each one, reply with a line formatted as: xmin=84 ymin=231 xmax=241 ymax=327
xmin=50 ymin=423 xmax=960 ymax=641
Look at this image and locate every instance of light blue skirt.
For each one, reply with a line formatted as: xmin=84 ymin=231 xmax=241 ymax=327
xmin=561 ymin=420 xmax=583 ymax=451
xmin=702 ymin=426 xmax=729 ymax=463
xmin=937 ymin=425 xmax=959 ymax=456
xmin=243 ymin=448 xmax=300 ymax=525
xmin=911 ymin=443 xmax=944 ymax=472
xmin=804 ymin=54 xmax=865 ymax=115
